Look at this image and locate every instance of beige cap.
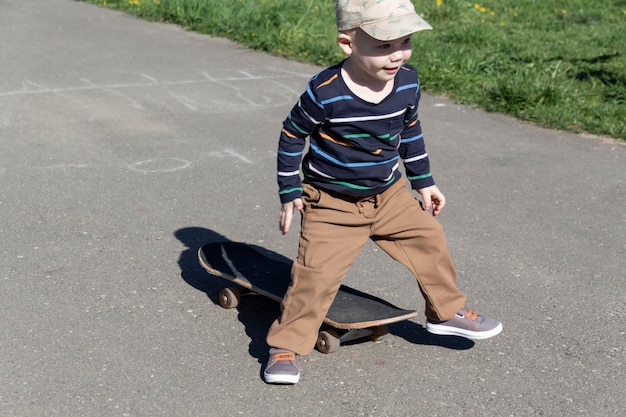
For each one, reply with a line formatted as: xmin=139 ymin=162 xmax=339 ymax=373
xmin=336 ymin=0 xmax=432 ymax=41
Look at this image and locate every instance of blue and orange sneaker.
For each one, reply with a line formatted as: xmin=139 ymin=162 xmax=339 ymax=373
xmin=263 ymin=348 xmax=300 ymax=384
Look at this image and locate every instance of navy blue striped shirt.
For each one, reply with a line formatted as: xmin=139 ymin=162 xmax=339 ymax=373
xmin=277 ymin=61 xmax=434 ymax=203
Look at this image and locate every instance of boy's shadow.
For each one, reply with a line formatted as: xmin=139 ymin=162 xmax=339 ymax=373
xmin=175 ymin=227 xmax=279 ymax=365
xmin=175 ymin=227 xmax=473 ymax=367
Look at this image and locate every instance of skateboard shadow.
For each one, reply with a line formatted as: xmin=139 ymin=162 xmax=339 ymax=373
xmin=175 ymin=227 xmax=474 ymax=367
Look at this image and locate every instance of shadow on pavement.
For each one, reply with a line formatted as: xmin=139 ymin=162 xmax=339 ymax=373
xmin=174 ymin=227 xmax=279 ymax=363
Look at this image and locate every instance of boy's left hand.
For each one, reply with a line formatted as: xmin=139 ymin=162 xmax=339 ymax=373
xmin=417 ymin=185 xmax=446 ymax=216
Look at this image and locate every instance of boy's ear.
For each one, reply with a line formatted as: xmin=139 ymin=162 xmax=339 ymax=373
xmin=337 ymin=32 xmax=354 ymax=55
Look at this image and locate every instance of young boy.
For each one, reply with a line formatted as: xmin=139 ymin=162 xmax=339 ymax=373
xmin=264 ymin=0 xmax=502 ymax=384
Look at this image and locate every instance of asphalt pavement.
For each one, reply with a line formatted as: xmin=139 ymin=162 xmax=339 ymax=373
xmin=1 ymin=1 xmax=624 ymax=416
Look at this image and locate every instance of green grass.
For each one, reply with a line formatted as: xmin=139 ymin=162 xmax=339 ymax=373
xmin=82 ymin=0 xmax=626 ymax=140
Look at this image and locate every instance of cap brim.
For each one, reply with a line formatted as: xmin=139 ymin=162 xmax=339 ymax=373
xmin=360 ymin=13 xmax=432 ymax=41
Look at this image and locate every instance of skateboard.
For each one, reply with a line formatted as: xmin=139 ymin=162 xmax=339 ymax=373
xmin=198 ymin=241 xmax=419 ymax=353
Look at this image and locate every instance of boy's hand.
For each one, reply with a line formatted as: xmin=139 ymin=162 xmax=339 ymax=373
xmin=279 ymin=198 xmax=303 ymax=235
xmin=417 ymin=185 xmax=446 ymax=216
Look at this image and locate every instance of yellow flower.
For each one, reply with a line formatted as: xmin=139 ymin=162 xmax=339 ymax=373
xmin=480 ymin=7 xmax=487 ymax=13
xmin=436 ymin=0 xmax=442 ymax=6
xmin=474 ymin=4 xmax=480 ymax=9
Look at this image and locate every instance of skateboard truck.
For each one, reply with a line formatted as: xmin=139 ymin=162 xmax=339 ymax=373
xmin=317 ymin=326 xmax=389 ymax=354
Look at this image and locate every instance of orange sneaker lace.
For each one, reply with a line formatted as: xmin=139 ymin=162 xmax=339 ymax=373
xmin=464 ymin=309 xmax=479 ymax=321
xmin=271 ymin=352 xmax=296 ymax=363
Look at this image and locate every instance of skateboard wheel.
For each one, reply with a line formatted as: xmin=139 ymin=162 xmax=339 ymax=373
xmin=368 ymin=324 xmax=389 ymax=341
xmin=316 ymin=330 xmax=340 ymax=354
xmin=218 ymin=287 xmax=241 ymax=309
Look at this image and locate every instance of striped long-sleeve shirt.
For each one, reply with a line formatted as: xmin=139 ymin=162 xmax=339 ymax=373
xmin=277 ymin=61 xmax=435 ymax=203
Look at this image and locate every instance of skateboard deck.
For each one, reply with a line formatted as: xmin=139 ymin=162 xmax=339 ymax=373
xmin=198 ymin=241 xmax=419 ymax=353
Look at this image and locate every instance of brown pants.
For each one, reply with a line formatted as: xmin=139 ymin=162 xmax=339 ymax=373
xmin=266 ymin=178 xmax=466 ymax=355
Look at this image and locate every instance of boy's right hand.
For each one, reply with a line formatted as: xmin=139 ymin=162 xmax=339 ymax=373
xmin=279 ymin=199 xmax=303 ymax=235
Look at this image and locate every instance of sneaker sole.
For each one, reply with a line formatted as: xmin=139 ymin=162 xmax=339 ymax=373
xmin=263 ymin=372 xmax=300 ymax=384
xmin=426 ymin=322 xmax=503 ymax=340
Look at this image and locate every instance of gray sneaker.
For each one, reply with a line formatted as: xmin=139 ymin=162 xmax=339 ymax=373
xmin=263 ymin=348 xmax=300 ymax=384
xmin=426 ymin=308 xmax=503 ymax=340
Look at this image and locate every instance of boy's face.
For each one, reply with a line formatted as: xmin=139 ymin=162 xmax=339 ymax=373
xmin=339 ymin=29 xmax=413 ymax=84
